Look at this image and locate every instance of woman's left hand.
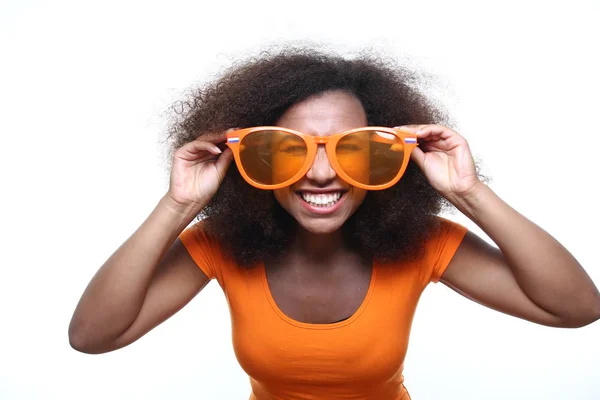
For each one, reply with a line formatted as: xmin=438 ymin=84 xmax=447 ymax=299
xmin=395 ymin=124 xmax=482 ymax=202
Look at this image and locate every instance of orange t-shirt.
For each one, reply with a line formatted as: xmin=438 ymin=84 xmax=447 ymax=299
xmin=180 ymin=218 xmax=467 ymax=400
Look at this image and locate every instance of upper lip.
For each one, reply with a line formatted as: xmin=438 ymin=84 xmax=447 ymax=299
xmin=294 ymin=188 xmax=348 ymax=194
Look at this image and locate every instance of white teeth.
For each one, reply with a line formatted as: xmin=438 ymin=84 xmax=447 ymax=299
xmin=300 ymin=192 xmax=342 ymax=207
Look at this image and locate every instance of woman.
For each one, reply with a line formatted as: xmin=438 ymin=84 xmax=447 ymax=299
xmin=68 ymin=48 xmax=600 ymax=399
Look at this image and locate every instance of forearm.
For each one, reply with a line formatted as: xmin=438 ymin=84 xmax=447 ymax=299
xmin=69 ymin=194 xmax=202 ymax=345
xmin=450 ymin=183 xmax=600 ymax=325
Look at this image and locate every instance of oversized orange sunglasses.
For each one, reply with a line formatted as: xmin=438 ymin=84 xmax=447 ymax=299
xmin=225 ymin=126 xmax=418 ymax=190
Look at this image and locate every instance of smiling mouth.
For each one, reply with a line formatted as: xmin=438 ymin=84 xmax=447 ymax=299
xmin=296 ymin=191 xmax=345 ymax=208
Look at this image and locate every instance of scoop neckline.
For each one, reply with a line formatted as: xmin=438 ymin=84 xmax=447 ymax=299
xmin=261 ymin=261 xmax=377 ymax=330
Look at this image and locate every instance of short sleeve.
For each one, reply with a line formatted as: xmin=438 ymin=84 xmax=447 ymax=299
xmin=179 ymin=222 xmax=223 ymax=284
xmin=425 ymin=218 xmax=468 ymax=284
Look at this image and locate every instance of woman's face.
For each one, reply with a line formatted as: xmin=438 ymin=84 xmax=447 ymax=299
xmin=273 ymin=91 xmax=368 ymax=235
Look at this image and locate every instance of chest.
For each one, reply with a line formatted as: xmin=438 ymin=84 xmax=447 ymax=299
xmin=265 ymin=261 xmax=373 ymax=324
xmin=226 ymin=263 xmax=424 ymax=391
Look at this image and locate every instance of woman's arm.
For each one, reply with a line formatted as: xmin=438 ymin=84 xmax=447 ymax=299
xmin=397 ymin=123 xmax=600 ymax=328
xmin=441 ymin=183 xmax=600 ymax=328
xmin=69 ymin=132 xmax=234 ymax=353
xmin=68 ymin=195 xmax=210 ymax=354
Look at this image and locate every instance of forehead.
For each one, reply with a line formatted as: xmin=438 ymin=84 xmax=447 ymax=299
xmin=276 ymin=91 xmax=367 ymax=136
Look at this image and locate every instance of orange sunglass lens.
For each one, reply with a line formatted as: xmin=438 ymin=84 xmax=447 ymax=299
xmin=336 ymin=130 xmax=405 ymax=186
xmin=239 ymin=130 xmax=307 ymax=186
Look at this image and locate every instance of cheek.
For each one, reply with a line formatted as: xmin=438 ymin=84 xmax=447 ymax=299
xmin=271 ymin=132 xmax=307 ymax=185
xmin=272 ymin=152 xmax=305 ymax=184
xmin=273 ymin=188 xmax=291 ymax=210
xmin=338 ymin=150 xmax=370 ymax=184
xmin=351 ymin=188 xmax=368 ymax=209
xmin=335 ymin=135 xmax=370 ymax=184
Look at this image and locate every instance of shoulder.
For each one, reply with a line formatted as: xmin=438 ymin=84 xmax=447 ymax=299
xmin=420 ymin=217 xmax=469 ymax=284
xmin=179 ymin=219 xmax=244 ymax=286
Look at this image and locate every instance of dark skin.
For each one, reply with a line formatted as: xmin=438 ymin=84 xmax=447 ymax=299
xmin=265 ymin=92 xmax=372 ymax=324
xmin=69 ymin=91 xmax=600 ymax=355
xmin=265 ymin=238 xmax=372 ymax=324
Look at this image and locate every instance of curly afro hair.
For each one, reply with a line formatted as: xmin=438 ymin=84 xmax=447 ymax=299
xmin=167 ymin=46 xmax=457 ymax=266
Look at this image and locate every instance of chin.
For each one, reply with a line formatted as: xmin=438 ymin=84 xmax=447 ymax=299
xmin=298 ymin=218 xmax=346 ymax=235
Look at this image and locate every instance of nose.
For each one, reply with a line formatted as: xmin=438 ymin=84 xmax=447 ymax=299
xmin=305 ymin=146 xmax=337 ymax=184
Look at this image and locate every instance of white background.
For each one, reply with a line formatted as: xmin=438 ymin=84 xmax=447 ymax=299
xmin=1 ymin=0 xmax=599 ymax=399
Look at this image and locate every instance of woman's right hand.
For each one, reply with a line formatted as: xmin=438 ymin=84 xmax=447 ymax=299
xmin=167 ymin=130 xmax=235 ymax=209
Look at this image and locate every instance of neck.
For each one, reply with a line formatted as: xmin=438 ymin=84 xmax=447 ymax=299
xmin=287 ymin=226 xmax=350 ymax=265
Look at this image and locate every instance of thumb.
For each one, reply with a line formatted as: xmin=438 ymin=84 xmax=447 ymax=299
xmin=214 ymin=147 xmax=234 ymax=179
xmin=410 ymin=147 xmax=426 ymax=171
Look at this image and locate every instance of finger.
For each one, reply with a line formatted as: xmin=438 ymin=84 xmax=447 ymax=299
xmin=415 ymin=125 xmax=460 ymax=142
xmin=410 ymin=146 xmax=426 ymax=170
xmin=417 ymin=141 xmax=441 ymax=153
xmin=393 ymin=124 xmax=427 ymax=134
xmin=214 ymin=147 xmax=234 ymax=179
xmin=177 ymin=140 xmax=223 ymax=161
xmin=182 ymin=126 xmax=240 ymax=154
